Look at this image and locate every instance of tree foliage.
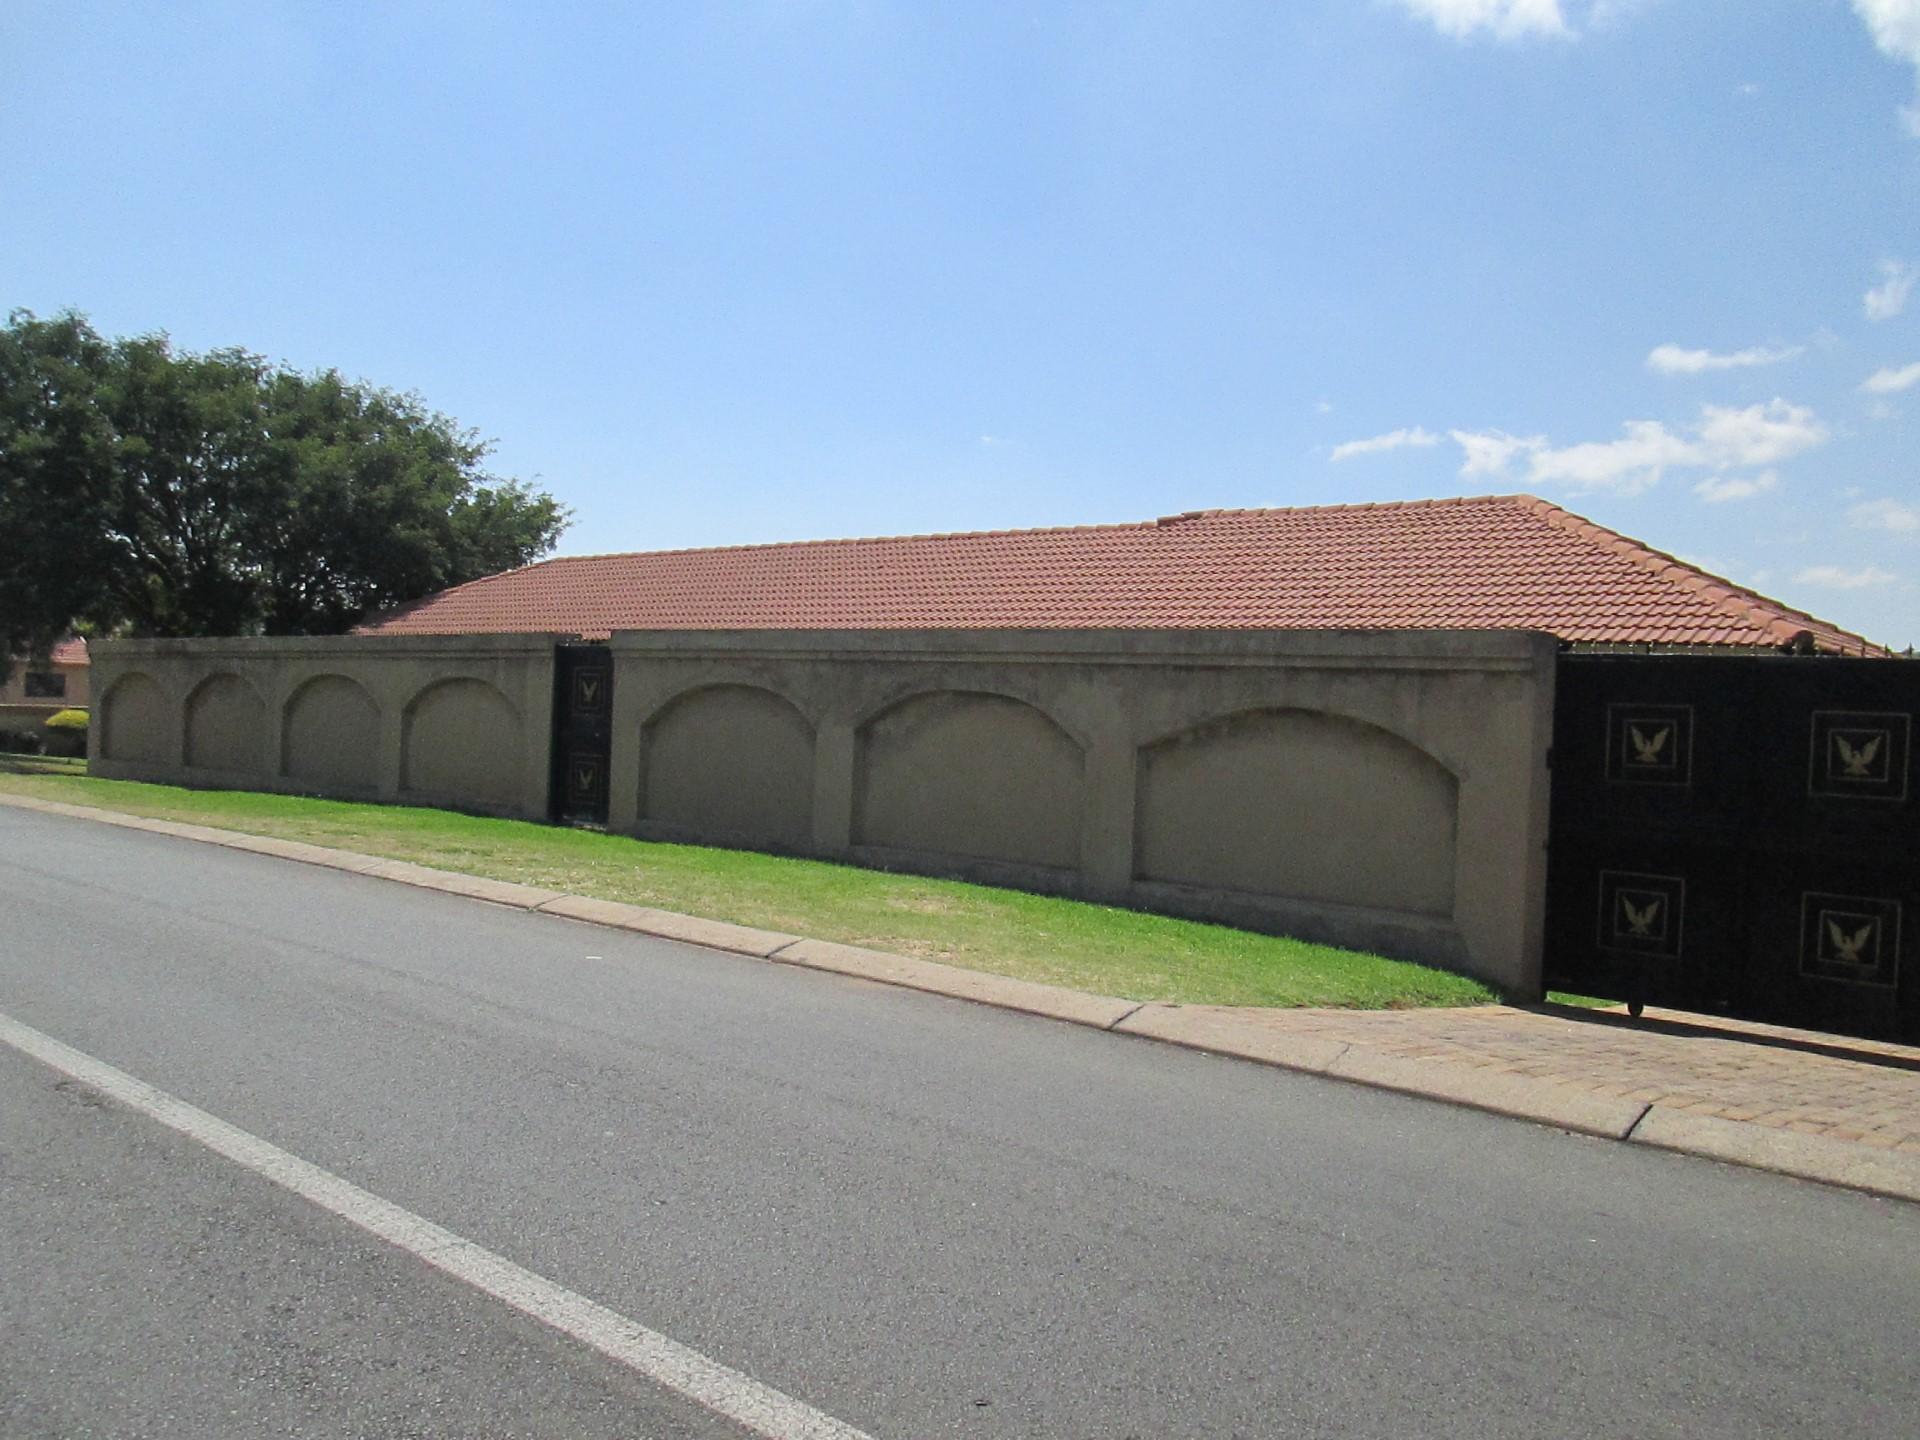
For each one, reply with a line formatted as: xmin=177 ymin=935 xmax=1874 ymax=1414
xmin=0 ymin=310 xmax=569 ymax=668
xmin=0 ymin=313 xmax=119 ymax=668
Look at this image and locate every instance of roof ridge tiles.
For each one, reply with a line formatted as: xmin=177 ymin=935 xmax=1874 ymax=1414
xmin=473 ymin=493 xmax=1530 ymax=572
xmin=524 ymin=515 xmax=1164 ymax=565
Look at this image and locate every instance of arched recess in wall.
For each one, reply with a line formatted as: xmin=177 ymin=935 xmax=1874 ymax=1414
xmin=184 ymin=673 xmax=267 ymax=774
xmin=100 ymin=672 xmax=172 ymax=766
xmin=401 ymin=677 xmax=521 ymax=810
xmin=282 ymin=675 xmax=381 ymax=794
xmin=1135 ymin=708 xmax=1459 ymax=919
xmin=642 ymin=684 xmax=816 ymax=848
xmin=854 ymin=689 xmax=1084 ymax=871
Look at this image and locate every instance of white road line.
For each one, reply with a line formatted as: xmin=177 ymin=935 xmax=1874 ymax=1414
xmin=0 ymin=1008 xmax=876 ymax=1440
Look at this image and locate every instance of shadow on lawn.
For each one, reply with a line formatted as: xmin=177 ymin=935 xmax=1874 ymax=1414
xmin=0 ymin=754 xmax=88 ymax=777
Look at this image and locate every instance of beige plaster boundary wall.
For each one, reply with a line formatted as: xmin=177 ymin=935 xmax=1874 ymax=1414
xmin=83 ymin=627 xmax=1557 ymax=994
xmin=612 ymin=628 xmax=1559 ymax=995
xmin=87 ymin=635 xmax=557 ymax=821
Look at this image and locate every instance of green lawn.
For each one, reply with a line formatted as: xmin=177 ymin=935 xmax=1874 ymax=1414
xmin=0 ymin=763 xmax=1502 ymax=1011
xmin=1544 ymin=991 xmax=1616 ymax=1010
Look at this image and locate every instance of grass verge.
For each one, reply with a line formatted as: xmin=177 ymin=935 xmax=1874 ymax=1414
xmin=0 ymin=764 xmax=1499 ymax=1011
xmin=1544 ymin=991 xmax=1617 ymax=1010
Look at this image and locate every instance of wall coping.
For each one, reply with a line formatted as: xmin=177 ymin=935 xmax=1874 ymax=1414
xmin=92 ymin=627 xmax=1554 ymax=674
xmin=92 ymin=634 xmax=565 ymax=662
xmin=609 ymin=627 xmax=1557 ymax=673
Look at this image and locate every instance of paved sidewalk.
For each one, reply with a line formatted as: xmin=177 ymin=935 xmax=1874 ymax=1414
xmin=5 ymin=790 xmax=1918 ymax=1204
xmin=1172 ymin=1002 xmax=1920 ymax=1154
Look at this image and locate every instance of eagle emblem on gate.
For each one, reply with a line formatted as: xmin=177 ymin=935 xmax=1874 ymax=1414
xmin=1598 ymin=871 xmax=1685 ymax=958
xmin=568 ymin=753 xmax=603 ymax=806
xmin=1801 ymin=893 xmax=1901 ymax=987
xmin=1826 ymin=917 xmax=1875 ymax=965
xmin=1606 ymin=704 xmax=1693 ymax=787
xmin=1619 ymin=894 xmax=1663 ymax=938
xmin=1629 ymin=725 xmax=1671 ymax=766
xmin=1809 ymin=711 xmax=1909 ymax=801
xmin=1833 ymin=732 xmax=1883 ymax=779
xmin=573 ymin=670 xmax=606 ymax=713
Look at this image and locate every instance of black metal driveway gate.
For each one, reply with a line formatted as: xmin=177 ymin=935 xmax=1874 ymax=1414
xmin=1545 ymin=653 xmax=1919 ymax=1042
xmin=550 ymin=642 xmax=613 ymax=826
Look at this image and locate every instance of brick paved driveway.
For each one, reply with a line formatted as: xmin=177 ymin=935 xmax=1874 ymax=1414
xmin=1190 ymin=1002 xmax=1920 ymax=1154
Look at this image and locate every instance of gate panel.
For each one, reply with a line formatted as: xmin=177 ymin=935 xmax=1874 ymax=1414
xmin=1546 ymin=654 xmax=1918 ymax=1041
xmin=550 ymin=643 xmax=613 ymax=826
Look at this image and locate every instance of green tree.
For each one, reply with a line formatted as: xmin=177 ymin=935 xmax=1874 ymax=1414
xmin=0 ymin=310 xmax=570 ymax=656
xmin=98 ymin=333 xmax=279 ymax=637
xmin=0 ymin=312 xmax=119 ymax=677
xmin=246 ymin=369 xmax=568 ymax=635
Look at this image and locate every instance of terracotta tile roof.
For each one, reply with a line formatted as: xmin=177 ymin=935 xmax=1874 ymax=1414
xmin=357 ymin=494 xmax=1887 ymax=655
xmin=9 ymin=639 xmax=88 ymax=667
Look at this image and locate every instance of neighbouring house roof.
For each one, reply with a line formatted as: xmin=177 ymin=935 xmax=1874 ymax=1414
xmin=357 ymin=494 xmax=1887 ymax=655
xmin=8 ymin=639 xmax=88 ymax=668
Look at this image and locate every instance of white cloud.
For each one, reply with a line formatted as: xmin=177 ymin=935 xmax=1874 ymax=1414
xmin=1851 ymin=496 xmax=1920 ymax=532
xmin=1865 ymin=260 xmax=1917 ymax=321
xmin=1646 ymin=342 xmax=1803 ymax=375
xmin=1694 ymin=470 xmax=1779 ymax=503
xmin=1863 ymin=361 xmax=1920 ymax=394
xmin=1329 ymin=427 xmax=1440 ymax=462
xmin=1855 ymin=1 xmax=1920 ymax=66
xmin=1693 ymin=399 xmax=1829 ymax=468
xmin=1525 ymin=420 xmax=1697 ymax=494
xmin=1393 ymin=0 xmax=1571 ymax=41
xmin=1451 ymin=429 xmax=1545 ymax=478
xmin=1855 ymin=1 xmax=1920 ymax=131
xmin=1856 ymin=0 xmax=1920 ymax=60
xmin=1794 ymin=564 xmax=1900 ymax=589
xmin=1449 ymin=400 xmax=1827 ymax=494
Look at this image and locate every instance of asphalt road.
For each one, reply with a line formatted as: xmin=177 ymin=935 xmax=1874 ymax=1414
xmin=2 ymin=804 xmax=1918 ymax=1439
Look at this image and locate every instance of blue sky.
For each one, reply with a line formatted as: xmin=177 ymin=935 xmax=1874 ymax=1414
xmin=4 ymin=0 xmax=1917 ymax=647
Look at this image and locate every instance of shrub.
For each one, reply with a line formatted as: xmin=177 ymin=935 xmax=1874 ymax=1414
xmin=42 ymin=708 xmax=88 ymax=758
xmin=0 ymin=727 xmax=44 ymax=755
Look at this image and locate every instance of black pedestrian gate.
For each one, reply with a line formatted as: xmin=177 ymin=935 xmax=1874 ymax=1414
xmin=550 ymin=643 xmax=613 ymax=826
xmin=1545 ymin=653 xmax=1919 ymax=1042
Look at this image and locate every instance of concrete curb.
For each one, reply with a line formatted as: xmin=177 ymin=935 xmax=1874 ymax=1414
xmin=1115 ymin=1003 xmax=1353 ymax=1073
xmin=4 ymin=791 xmax=1915 ymax=1205
xmin=1628 ymin=1106 xmax=1920 ymax=1206
xmin=532 ymin=894 xmax=801 ymax=959
xmin=771 ymin=938 xmax=1142 ymax=1031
